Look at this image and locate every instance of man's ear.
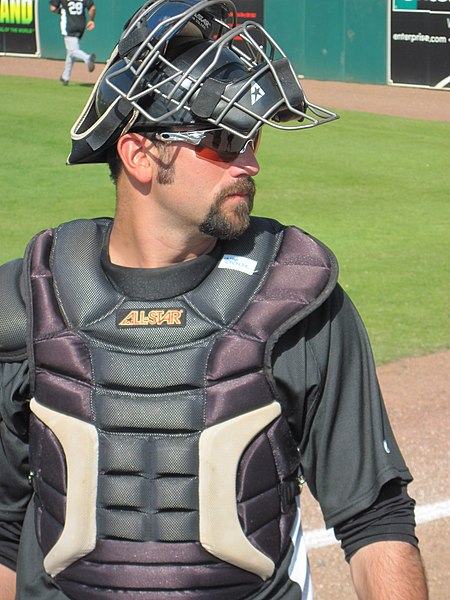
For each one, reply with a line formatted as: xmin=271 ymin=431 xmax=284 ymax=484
xmin=116 ymin=133 xmax=153 ymax=184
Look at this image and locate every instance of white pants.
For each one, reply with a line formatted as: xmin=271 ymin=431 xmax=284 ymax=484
xmin=62 ymin=36 xmax=90 ymax=81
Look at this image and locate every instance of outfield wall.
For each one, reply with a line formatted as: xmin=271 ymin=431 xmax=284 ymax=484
xmin=265 ymin=0 xmax=388 ymax=84
xmin=2 ymin=1 xmax=447 ymax=87
xmin=34 ymin=0 xmax=388 ymax=83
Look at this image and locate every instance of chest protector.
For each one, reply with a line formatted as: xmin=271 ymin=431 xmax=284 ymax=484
xmin=26 ymin=217 xmax=335 ymax=599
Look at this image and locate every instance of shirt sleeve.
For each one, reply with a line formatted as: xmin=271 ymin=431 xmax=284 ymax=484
xmin=0 ymin=360 xmax=32 ymax=569
xmin=335 ymin=479 xmax=418 ymax=561
xmin=272 ymin=284 xmax=412 ymax=529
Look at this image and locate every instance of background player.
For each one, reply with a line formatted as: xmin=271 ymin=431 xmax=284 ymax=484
xmin=49 ymin=0 xmax=96 ymax=85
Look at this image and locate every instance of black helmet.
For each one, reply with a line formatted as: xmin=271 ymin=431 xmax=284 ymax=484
xmin=69 ymin=0 xmax=338 ymax=164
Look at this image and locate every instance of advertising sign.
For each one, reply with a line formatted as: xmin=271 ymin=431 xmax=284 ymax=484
xmin=233 ymin=0 xmax=264 ymax=26
xmin=0 ymin=0 xmax=39 ymax=56
xmin=389 ymin=0 xmax=450 ymax=88
xmin=231 ymin=0 xmax=264 ymax=54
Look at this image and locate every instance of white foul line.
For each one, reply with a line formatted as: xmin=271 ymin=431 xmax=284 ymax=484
xmin=304 ymin=499 xmax=450 ymax=550
xmin=415 ymin=499 xmax=450 ymax=524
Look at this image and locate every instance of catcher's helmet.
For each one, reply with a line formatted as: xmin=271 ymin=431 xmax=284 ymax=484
xmin=68 ymin=0 xmax=338 ymax=165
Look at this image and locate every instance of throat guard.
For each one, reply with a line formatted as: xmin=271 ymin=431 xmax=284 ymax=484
xmin=25 ymin=217 xmax=337 ymax=599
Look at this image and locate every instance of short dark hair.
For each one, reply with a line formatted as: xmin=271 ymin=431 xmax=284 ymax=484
xmin=106 ymin=145 xmax=123 ymax=185
xmin=105 ymin=136 xmax=175 ymax=186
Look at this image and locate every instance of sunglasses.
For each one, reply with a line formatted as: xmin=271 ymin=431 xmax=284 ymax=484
xmin=138 ymin=127 xmax=262 ymax=163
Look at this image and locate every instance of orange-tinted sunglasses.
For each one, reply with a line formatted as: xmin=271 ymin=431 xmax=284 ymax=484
xmin=141 ymin=127 xmax=262 ymax=163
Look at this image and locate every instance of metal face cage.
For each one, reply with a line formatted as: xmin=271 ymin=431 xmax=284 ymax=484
xmin=69 ymin=0 xmax=338 ymax=164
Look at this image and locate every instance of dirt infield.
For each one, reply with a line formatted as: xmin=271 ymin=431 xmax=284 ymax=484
xmin=1 ymin=55 xmax=449 ymax=597
xmin=302 ymin=350 xmax=450 ymax=599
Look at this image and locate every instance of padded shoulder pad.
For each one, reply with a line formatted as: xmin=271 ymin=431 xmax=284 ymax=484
xmin=0 ymin=259 xmax=27 ymax=361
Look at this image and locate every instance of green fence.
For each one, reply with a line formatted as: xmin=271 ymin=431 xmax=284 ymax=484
xmin=264 ymin=0 xmax=387 ymax=84
xmin=33 ymin=0 xmax=388 ymax=84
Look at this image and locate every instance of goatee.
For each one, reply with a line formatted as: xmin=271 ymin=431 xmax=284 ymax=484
xmin=199 ymin=177 xmax=256 ymax=240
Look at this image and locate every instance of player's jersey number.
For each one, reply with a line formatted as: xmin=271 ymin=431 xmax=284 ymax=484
xmin=67 ymin=1 xmax=84 ymax=16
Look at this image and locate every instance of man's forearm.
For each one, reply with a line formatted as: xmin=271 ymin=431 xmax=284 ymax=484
xmin=0 ymin=563 xmax=16 ymax=600
xmin=350 ymin=541 xmax=428 ymax=599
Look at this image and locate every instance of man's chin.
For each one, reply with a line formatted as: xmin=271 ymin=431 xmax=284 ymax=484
xmin=199 ymin=211 xmax=251 ymax=240
xmin=200 ymin=183 xmax=254 ymax=240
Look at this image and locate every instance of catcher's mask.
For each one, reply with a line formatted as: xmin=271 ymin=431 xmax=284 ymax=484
xmin=68 ymin=0 xmax=338 ymax=165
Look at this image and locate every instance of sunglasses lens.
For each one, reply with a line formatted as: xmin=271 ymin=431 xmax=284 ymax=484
xmin=196 ymin=129 xmax=262 ymax=163
xmin=195 ymin=146 xmax=235 ymax=163
xmin=253 ymin=128 xmax=262 ymax=153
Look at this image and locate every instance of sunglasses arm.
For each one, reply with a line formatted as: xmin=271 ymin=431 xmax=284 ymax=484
xmin=154 ymin=131 xmax=209 ymax=145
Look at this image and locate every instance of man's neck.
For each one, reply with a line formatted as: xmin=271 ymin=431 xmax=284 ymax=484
xmin=109 ymin=211 xmax=217 ymax=269
xmin=101 ymin=231 xmax=223 ymax=301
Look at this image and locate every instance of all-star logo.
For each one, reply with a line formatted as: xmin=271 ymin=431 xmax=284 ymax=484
xmin=192 ymin=12 xmax=212 ymax=34
xmin=116 ymin=308 xmax=186 ymax=328
xmin=250 ymin=82 xmax=265 ymax=106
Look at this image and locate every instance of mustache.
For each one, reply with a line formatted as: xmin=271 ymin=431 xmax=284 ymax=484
xmin=216 ymin=177 xmax=256 ymax=205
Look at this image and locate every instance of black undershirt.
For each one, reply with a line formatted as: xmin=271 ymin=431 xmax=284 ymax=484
xmin=335 ymin=480 xmax=418 ymax=561
xmin=101 ymin=239 xmax=223 ymax=301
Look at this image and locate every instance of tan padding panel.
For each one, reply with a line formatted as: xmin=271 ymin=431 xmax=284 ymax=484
xmin=199 ymin=401 xmax=281 ymax=580
xmin=30 ymin=398 xmax=99 ymax=577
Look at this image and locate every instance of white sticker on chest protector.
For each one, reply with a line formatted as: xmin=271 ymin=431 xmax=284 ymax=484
xmin=218 ymin=254 xmax=258 ymax=275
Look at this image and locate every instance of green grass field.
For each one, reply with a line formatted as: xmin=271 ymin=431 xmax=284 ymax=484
xmin=1 ymin=75 xmax=449 ymax=364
